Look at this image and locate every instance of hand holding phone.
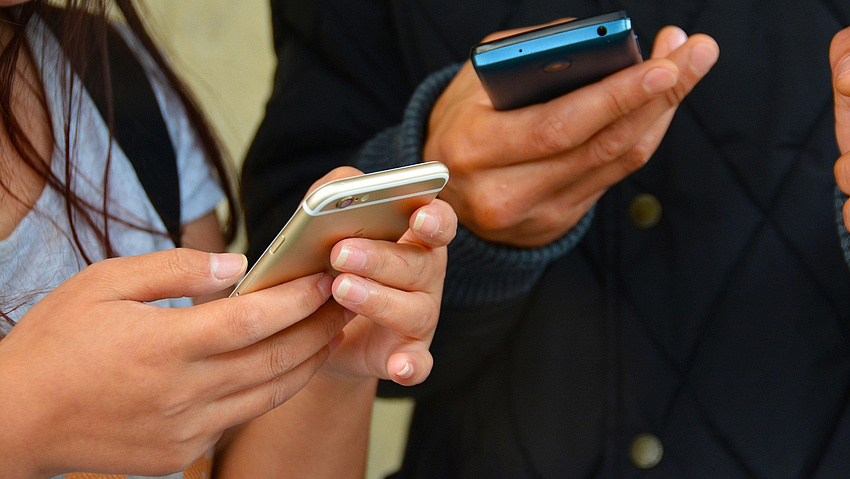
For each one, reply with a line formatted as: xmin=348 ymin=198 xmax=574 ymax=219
xmin=426 ymin=25 xmax=716 ymax=247
xmin=231 ymin=162 xmax=449 ymax=297
xmin=471 ymin=10 xmax=642 ymax=110
xmin=831 ymin=26 xmax=850 ymax=232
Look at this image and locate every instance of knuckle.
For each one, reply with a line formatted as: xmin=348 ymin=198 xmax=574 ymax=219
xmin=835 ymin=153 xmax=850 ymax=191
xmin=267 ymin=336 xmax=298 ymax=377
xmin=603 ymin=87 xmax=633 ymax=119
xmin=664 ymin=83 xmax=689 ymax=106
xmin=163 ymin=248 xmax=203 ymax=280
xmin=430 ymin=118 xmax=472 ymax=162
xmin=530 ymin=110 xmax=576 ymax=153
xmin=77 ymin=257 xmax=119 ymax=286
xmin=265 ymin=381 xmax=287 ymax=413
xmin=225 ymin=301 xmax=266 ymax=344
xmin=407 ymin=298 xmax=439 ymax=339
xmin=320 ymin=305 xmax=345 ymax=339
xmin=589 ymin=132 xmax=625 ymax=164
xmin=292 ymin=279 xmax=326 ymax=313
xmin=264 ymin=357 xmax=318 ymax=411
xmin=368 ymin=290 xmax=393 ymax=321
xmin=406 ymin=251 xmax=430 ymax=286
xmin=617 ymin=147 xmax=652 ymax=174
xmin=367 ymin=250 xmax=389 ymax=278
xmin=467 ymin=185 xmax=524 ymax=233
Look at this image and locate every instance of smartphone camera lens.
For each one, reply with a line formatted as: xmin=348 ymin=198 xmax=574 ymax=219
xmin=337 ymin=196 xmax=356 ymax=209
xmin=597 ymin=26 xmax=607 ymax=36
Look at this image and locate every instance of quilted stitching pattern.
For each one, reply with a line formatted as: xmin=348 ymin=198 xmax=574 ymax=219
xmin=612 ymin=1 xmax=850 ymax=475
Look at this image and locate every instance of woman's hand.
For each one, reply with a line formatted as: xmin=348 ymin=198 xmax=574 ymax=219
xmin=327 ymin=196 xmax=456 ymax=386
xmin=0 ymin=249 xmax=351 ymax=478
xmin=213 ymin=168 xmax=457 ymax=478
xmin=293 ymin=166 xmax=457 ymax=386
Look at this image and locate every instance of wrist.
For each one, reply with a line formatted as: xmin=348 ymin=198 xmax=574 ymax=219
xmin=311 ymin=369 xmax=378 ymax=400
xmin=0 ymin=350 xmax=50 ymax=479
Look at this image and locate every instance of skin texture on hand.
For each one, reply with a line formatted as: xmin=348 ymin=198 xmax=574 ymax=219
xmin=0 ymin=249 xmax=349 ymax=478
xmin=326 ymin=197 xmax=455 ymax=386
xmin=288 ymin=166 xmax=458 ymax=387
xmin=0 ymin=164 xmax=455 ymax=479
xmin=832 ymin=27 xmax=850 ymax=230
xmin=214 ymin=168 xmax=457 ymax=479
xmin=424 ymin=25 xmax=720 ymax=247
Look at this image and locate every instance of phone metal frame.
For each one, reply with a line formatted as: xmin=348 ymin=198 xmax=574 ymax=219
xmin=230 ymin=162 xmax=449 ymax=297
xmin=471 ymin=10 xmax=642 ymax=110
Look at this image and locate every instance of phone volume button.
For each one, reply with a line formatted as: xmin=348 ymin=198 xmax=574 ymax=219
xmin=270 ymin=234 xmax=286 ymax=254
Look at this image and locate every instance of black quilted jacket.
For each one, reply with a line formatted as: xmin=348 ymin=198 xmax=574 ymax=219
xmin=242 ymin=0 xmax=850 ymax=477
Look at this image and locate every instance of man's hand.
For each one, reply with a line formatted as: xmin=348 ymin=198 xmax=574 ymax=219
xmin=426 ymin=25 xmax=720 ymax=247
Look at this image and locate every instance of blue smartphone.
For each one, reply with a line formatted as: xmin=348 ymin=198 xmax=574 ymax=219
xmin=470 ymin=10 xmax=642 ymax=110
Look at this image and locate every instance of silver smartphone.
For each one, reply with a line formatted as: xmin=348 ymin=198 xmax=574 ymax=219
xmin=230 ymin=162 xmax=450 ymax=297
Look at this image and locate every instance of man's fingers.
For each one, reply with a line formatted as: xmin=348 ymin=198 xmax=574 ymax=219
xmin=650 ymin=26 xmax=689 ymax=59
xmin=573 ymin=32 xmax=719 ymax=168
xmin=836 ymin=152 xmax=850 ymax=194
xmin=486 ymin=57 xmax=677 ymax=162
xmin=831 ymin=27 xmax=850 ymax=153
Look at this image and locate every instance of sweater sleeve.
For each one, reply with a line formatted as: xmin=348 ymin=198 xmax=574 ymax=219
xmin=836 ymin=186 xmax=850 ymax=270
xmin=356 ymin=64 xmax=594 ymax=307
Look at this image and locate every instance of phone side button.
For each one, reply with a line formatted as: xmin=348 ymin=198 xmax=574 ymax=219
xmin=270 ymin=234 xmax=286 ymax=254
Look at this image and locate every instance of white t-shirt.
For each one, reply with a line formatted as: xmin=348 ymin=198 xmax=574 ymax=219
xmin=0 ymin=18 xmax=224 ymax=329
xmin=0 ymin=17 xmax=224 ymax=479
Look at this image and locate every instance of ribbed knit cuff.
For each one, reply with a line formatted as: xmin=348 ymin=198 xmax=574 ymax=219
xmin=356 ymin=63 xmax=594 ymax=307
xmin=836 ymin=186 xmax=850 ymax=269
xmin=356 ymin=63 xmax=460 ymax=173
xmin=442 ymin=210 xmax=593 ymax=306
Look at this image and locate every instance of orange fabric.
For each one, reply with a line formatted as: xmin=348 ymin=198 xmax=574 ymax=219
xmin=65 ymin=475 xmax=126 ymax=479
xmin=183 ymin=450 xmax=214 ymax=479
xmin=64 ymin=450 xmax=212 ymax=479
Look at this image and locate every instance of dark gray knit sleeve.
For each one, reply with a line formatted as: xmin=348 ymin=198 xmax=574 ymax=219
xmin=355 ymin=64 xmax=594 ymax=307
xmin=836 ymin=186 xmax=850 ymax=269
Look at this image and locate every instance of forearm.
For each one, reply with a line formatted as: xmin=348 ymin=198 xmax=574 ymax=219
xmin=213 ymin=373 xmax=377 ymax=478
xmin=0 ymin=350 xmax=51 ymax=479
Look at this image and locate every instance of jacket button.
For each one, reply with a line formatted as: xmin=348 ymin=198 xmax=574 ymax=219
xmin=629 ymin=433 xmax=664 ymax=469
xmin=628 ymin=193 xmax=662 ymax=229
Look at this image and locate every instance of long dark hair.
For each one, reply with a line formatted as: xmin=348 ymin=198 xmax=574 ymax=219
xmin=0 ymin=0 xmax=240 ymax=327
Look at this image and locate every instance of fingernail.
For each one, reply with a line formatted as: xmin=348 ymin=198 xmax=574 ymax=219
xmin=642 ymin=67 xmax=678 ymax=94
xmin=335 ymin=277 xmax=368 ymax=304
xmin=397 ymin=361 xmax=414 ymax=379
xmin=332 ymin=245 xmax=366 ymax=271
xmin=413 ymin=210 xmax=439 ymax=236
xmin=210 ymin=253 xmax=247 ymax=279
xmin=667 ymin=28 xmax=688 ymax=51
xmin=689 ymin=42 xmax=719 ymax=76
xmin=317 ymin=273 xmax=334 ymax=298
